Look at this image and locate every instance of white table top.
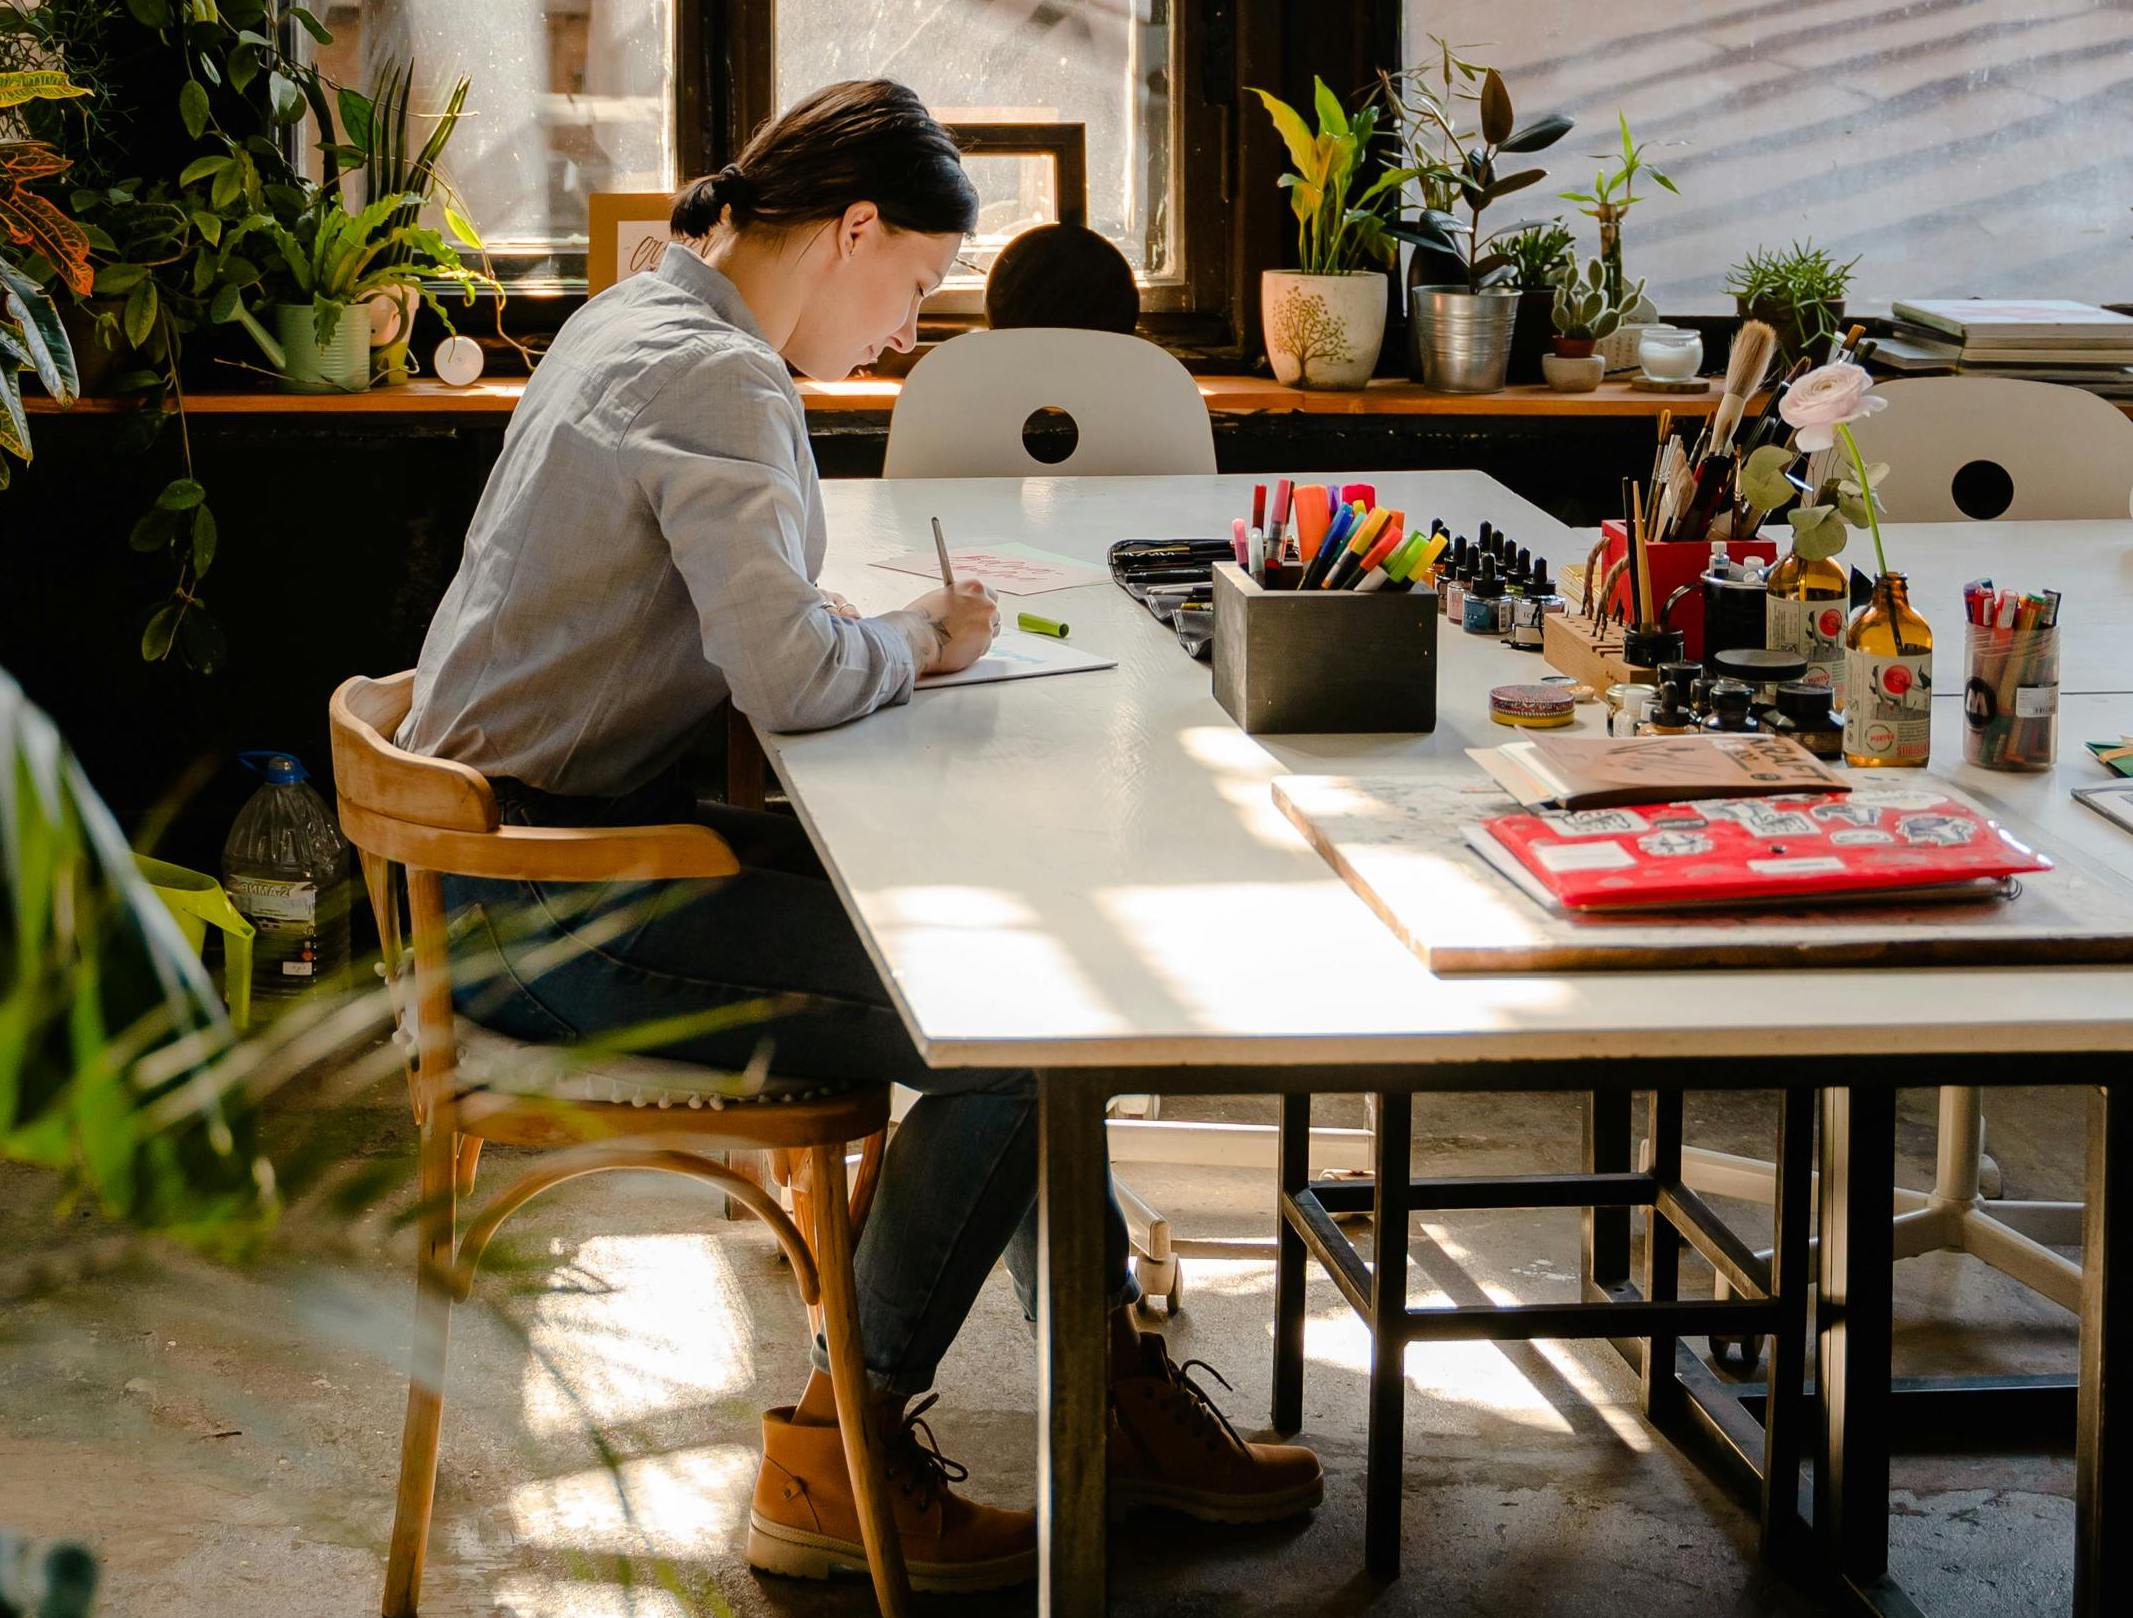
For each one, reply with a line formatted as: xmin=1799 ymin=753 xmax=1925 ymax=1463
xmin=758 ymin=473 xmax=2133 ymax=1071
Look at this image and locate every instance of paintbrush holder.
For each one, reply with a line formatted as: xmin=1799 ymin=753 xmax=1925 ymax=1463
xmin=1599 ymin=518 xmax=1779 ymax=661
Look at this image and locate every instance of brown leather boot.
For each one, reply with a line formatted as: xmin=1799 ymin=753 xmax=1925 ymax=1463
xmin=1108 ymin=1336 xmax=1324 ymax=1523
xmin=748 ymin=1398 xmax=1037 ymax=1593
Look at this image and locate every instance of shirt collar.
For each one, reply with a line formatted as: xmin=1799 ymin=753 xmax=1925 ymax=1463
xmin=656 ymin=243 xmax=772 ymax=346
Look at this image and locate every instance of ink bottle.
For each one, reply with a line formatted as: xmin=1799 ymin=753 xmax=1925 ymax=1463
xmin=1844 ymin=571 xmax=1933 ymax=768
xmin=1701 ymin=680 xmax=1761 ymax=733
xmin=1463 ymin=557 xmax=1506 ymax=634
xmin=1770 ymin=681 xmax=1843 ymax=760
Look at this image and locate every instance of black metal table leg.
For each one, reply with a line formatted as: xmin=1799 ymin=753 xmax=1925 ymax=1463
xmin=1272 ymin=1091 xmax=1310 ymax=1436
xmin=1643 ymin=1090 xmax=1686 ymax=1425
xmin=1365 ymin=1088 xmax=1414 ymax=1580
xmin=1584 ymin=1090 xmax=1634 ymax=1295
xmin=1037 ymin=1075 xmax=1110 ymax=1618
xmin=1817 ymin=1085 xmax=1897 ymax=1598
xmin=2076 ymin=1082 xmax=2127 ymax=1618
xmin=1762 ymin=1086 xmax=1814 ymax=1562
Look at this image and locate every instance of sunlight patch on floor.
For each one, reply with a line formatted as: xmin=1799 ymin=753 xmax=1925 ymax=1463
xmin=491 ymin=1574 xmax=695 ymax=1617
xmin=506 ymin=1442 xmax=758 ymax=1556
xmin=520 ymin=1233 xmax=756 ymax=1435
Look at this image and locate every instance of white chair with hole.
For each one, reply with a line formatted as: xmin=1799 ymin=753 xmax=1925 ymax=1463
xmin=883 ymin=327 xmax=1216 ymax=479
xmin=1689 ymin=377 xmax=2133 ymax=1361
xmin=882 ymin=327 xmax=1367 ymax=1311
xmin=1845 ymin=375 xmax=2133 ymax=520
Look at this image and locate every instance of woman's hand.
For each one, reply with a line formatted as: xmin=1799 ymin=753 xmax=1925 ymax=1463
xmin=819 ymin=588 xmax=862 ymax=620
xmin=902 ymin=579 xmax=1000 ymax=675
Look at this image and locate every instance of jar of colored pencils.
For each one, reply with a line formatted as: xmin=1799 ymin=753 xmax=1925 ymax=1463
xmin=1963 ymin=623 xmax=2059 ymax=771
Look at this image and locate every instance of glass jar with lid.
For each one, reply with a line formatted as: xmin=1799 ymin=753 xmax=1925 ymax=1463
xmin=1637 ymin=325 xmax=1704 ymax=381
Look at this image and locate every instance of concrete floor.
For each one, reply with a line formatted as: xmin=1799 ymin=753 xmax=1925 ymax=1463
xmin=0 ymin=1081 xmax=2088 ymax=1618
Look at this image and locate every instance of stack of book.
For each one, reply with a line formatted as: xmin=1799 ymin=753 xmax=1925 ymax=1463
xmin=1875 ymin=299 xmax=2133 ymax=397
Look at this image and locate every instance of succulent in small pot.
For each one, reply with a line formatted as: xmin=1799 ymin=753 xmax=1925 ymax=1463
xmin=1550 ymin=255 xmax=1643 ymax=356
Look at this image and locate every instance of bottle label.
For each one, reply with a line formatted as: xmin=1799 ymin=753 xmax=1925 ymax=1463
xmin=1844 ymin=650 xmax=1933 ymax=763
xmin=228 ymin=875 xmax=321 ymax=980
xmin=1767 ymin=594 xmax=1849 ymax=704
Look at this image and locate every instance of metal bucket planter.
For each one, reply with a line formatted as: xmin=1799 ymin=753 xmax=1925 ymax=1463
xmin=1408 ymin=286 xmax=1519 ymax=394
xmin=1261 ymin=270 xmax=1387 ymax=391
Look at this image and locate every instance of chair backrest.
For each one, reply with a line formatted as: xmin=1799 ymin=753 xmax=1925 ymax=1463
xmin=329 ymin=671 xmax=499 ymax=837
xmin=1845 ymin=377 xmax=2133 ymax=521
xmin=882 ymin=327 xmax=1217 ymax=478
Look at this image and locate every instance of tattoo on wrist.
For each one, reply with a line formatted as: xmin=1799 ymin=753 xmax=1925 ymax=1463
xmin=927 ymin=615 xmax=951 ymax=651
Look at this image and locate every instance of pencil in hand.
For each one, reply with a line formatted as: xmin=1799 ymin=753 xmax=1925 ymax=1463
xmin=930 ymin=516 xmax=956 ymax=589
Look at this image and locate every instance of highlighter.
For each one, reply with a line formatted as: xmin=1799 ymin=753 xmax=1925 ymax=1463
xmin=1346 ymin=513 xmax=1407 ymax=590
xmin=1320 ymin=508 xmax=1390 ymax=590
xmin=1230 ymin=517 xmax=1249 ymax=568
xmin=1293 ymin=484 xmax=1332 ymax=560
xmin=1353 ymin=528 xmax=1418 ymax=594
xmin=1391 ymin=530 xmax=1450 ymax=594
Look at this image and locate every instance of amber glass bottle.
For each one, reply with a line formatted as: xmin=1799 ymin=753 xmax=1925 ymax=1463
xmin=1843 ymin=573 xmax=1933 ymax=767
xmin=1764 ymin=545 xmax=1850 ymax=704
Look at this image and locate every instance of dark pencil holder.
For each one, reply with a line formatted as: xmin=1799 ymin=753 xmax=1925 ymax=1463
xmin=1211 ymin=563 xmax=1439 ymax=734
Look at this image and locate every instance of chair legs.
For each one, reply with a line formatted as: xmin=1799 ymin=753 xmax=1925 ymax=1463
xmin=382 ymin=1120 xmax=459 ymax=1617
xmin=810 ymin=1141 xmax=913 ymax=1618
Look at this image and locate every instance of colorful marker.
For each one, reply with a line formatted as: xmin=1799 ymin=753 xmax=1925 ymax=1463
xmin=1294 ymin=484 xmax=1332 ymax=561
xmin=1321 ymin=508 xmax=1391 ymax=590
xmin=1017 ymin=611 xmax=1068 ymax=638
xmin=1230 ymin=516 xmax=1249 ymax=568
xmin=1299 ymin=503 xmax=1356 ymax=590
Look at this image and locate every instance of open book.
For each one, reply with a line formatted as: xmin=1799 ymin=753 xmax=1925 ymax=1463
xmin=1469 ymin=733 xmax=1848 ymax=811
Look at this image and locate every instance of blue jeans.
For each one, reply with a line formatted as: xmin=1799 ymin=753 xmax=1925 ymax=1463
xmin=441 ymin=775 xmax=1136 ymax=1398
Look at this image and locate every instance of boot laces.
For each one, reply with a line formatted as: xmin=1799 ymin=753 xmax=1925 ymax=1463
xmin=883 ymin=1393 xmax=969 ymax=1510
xmin=1142 ymin=1345 xmax=1249 ymax=1455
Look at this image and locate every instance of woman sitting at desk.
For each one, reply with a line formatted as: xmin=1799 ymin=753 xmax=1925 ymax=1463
xmin=400 ymin=79 xmax=1320 ymax=1592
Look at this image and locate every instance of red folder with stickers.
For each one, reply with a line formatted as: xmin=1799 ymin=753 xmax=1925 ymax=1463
xmin=1473 ymin=786 xmax=2052 ymax=912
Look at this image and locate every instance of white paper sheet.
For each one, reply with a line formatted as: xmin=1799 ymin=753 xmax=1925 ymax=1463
xmin=871 ymin=541 xmax=1109 ymax=597
xmin=914 ymin=631 xmax=1116 ymax=690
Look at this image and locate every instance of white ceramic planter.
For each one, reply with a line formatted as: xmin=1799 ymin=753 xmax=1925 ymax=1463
xmin=273 ymin=303 xmax=370 ymax=394
xmin=1261 ymin=270 xmax=1386 ymax=391
xmin=1541 ymin=352 xmax=1605 ymax=393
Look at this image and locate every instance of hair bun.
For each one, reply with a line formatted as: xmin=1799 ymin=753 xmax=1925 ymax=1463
xmin=714 ymin=164 xmax=754 ymax=211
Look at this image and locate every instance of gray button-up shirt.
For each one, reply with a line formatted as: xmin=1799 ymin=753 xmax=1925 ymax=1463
xmin=399 ymin=244 xmax=927 ymax=797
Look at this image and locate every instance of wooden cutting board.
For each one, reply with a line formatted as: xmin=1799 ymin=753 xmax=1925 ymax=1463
xmin=1274 ymin=774 xmax=2133 ymax=974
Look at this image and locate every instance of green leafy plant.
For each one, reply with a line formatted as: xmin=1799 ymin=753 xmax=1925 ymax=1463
xmin=1500 ymin=221 xmax=1574 ymax=292
xmin=1560 ymin=112 xmax=1677 ymax=304
xmin=1381 ymin=51 xmax=1573 ymax=293
xmin=1248 ymin=76 xmax=1401 ymax=277
xmin=1551 ymin=255 xmax=1644 ymax=344
xmin=1725 ymin=240 xmax=1859 ymax=364
xmin=1 ymin=70 xmax=87 ymax=486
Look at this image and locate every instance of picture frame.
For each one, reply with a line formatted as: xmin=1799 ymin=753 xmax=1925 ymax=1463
xmin=587 ymin=192 xmax=679 ymax=294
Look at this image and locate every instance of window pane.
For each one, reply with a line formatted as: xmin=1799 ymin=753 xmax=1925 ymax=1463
xmin=1402 ymin=0 xmax=2133 ymax=313
xmin=775 ymin=0 xmax=1177 ymax=283
xmin=311 ymin=1 xmax=674 ymax=254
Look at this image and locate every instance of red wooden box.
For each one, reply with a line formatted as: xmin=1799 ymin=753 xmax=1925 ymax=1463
xmin=1598 ymin=519 xmax=1779 ymax=662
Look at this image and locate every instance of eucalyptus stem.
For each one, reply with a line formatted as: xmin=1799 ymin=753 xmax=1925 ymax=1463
xmin=1835 ymin=421 xmax=1888 ymax=576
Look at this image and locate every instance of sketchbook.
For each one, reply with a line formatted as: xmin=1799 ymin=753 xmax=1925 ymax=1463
xmin=872 ymin=542 xmax=1109 ymax=597
xmin=914 ymin=631 xmax=1115 ymax=690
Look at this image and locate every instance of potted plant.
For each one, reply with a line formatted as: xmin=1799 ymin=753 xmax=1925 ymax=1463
xmin=1726 ymin=240 xmax=1858 ymax=368
xmin=1379 ymin=39 xmax=1492 ymax=312
xmin=1383 ymin=60 xmax=1572 ymax=392
xmin=1544 ymin=256 xmax=1643 ymax=392
xmin=1249 ymin=77 xmax=1400 ymax=390
xmin=1559 ymin=112 xmax=1675 ymax=310
xmin=1 ymin=69 xmax=88 ymax=486
xmin=1499 ymin=220 xmax=1573 ymax=385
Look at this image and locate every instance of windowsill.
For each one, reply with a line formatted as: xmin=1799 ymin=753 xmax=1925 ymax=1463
xmin=28 ymin=376 xmax=1737 ymax=418
xmin=32 ymin=374 xmax=2133 ymax=420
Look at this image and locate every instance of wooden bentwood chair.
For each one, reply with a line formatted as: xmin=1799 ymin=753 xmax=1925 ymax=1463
xmin=329 ymin=673 xmax=908 ymax=1618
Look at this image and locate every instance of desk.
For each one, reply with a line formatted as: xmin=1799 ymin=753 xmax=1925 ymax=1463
xmin=765 ymin=475 xmax=2133 ymax=1617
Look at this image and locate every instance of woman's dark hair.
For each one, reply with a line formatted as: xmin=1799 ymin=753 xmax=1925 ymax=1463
xmin=673 ymin=79 xmax=979 ymax=240
xmin=984 ymin=224 xmax=1140 ymax=334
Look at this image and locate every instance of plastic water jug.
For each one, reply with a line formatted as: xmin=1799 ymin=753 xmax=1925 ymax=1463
xmin=221 ymin=751 xmax=351 ymax=1006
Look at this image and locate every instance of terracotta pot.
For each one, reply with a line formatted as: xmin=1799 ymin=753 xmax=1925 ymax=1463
xmin=1551 ymin=336 xmax=1597 ymax=359
xmin=1261 ymin=270 xmax=1388 ymax=391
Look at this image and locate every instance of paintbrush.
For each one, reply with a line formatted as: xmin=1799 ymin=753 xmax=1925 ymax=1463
xmin=1710 ymin=319 xmax=1777 ymax=454
xmin=1630 ymin=481 xmax=1654 ymax=627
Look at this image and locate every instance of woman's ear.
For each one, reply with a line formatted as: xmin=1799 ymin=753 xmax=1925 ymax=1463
xmin=840 ymin=200 xmax=882 ymax=258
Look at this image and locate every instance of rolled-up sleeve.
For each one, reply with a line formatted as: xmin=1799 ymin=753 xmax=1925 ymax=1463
xmin=623 ymin=346 xmax=922 ymax=732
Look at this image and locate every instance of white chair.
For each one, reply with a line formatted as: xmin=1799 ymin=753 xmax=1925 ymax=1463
xmin=883 ymin=326 xmax=1363 ymax=1308
xmin=1845 ymin=376 xmax=2133 ymax=520
xmin=883 ymin=327 xmax=1216 ymax=479
xmin=1690 ymin=378 xmax=2131 ymax=1341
